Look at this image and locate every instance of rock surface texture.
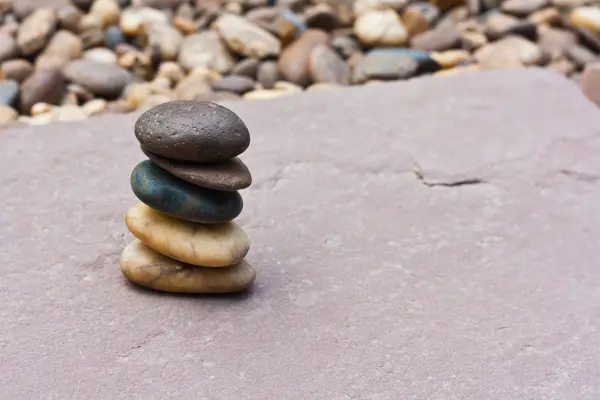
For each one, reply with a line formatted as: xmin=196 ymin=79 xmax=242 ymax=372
xmin=2 ymin=69 xmax=600 ymax=398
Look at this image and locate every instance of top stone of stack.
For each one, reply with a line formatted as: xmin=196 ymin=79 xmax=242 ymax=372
xmin=134 ymin=100 xmax=251 ymax=163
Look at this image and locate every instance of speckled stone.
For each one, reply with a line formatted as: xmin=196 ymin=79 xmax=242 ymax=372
xmin=134 ymin=100 xmax=251 ymax=163
xmin=142 ymin=147 xmax=252 ymax=191
xmin=120 ymin=240 xmax=256 ymax=293
xmin=125 ymin=203 xmax=250 ymax=267
xmin=131 ymin=160 xmax=243 ymax=223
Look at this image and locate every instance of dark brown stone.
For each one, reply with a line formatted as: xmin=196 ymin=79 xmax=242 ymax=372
xmin=278 ymin=29 xmax=331 ymax=87
xmin=135 ymin=100 xmax=251 ymax=163
xmin=142 ymin=148 xmax=252 ymax=191
xmin=19 ymin=69 xmax=65 ymax=114
xmin=303 ymin=5 xmax=339 ymax=31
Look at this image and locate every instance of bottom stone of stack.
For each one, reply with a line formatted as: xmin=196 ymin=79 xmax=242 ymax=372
xmin=120 ymin=240 xmax=256 ymax=294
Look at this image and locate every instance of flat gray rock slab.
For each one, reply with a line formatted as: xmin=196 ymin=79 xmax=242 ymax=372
xmin=2 ymin=68 xmax=600 ymax=399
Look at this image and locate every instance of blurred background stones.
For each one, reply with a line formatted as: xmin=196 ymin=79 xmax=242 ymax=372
xmin=0 ymin=0 xmax=598 ymax=127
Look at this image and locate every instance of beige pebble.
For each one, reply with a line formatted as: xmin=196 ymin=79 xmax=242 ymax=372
xmin=528 ymin=7 xmax=560 ymax=25
xmin=157 ymin=61 xmax=184 ymax=84
xmin=126 ymin=203 xmax=250 ymax=267
xmin=431 ymin=49 xmax=472 ymax=68
xmin=570 ymin=7 xmax=600 ymax=34
xmin=82 ymin=98 xmax=107 ymax=116
xmin=354 ymin=9 xmax=409 ymax=47
xmin=120 ymin=240 xmax=256 ymax=294
xmin=151 ymin=76 xmax=172 ymax=92
xmin=120 ymin=7 xmax=168 ymax=37
xmin=90 ymin=0 xmax=120 ymax=28
xmin=124 ymin=82 xmax=153 ymax=108
xmin=78 ymin=13 xmax=103 ymax=32
xmin=31 ymin=102 xmax=54 ymax=116
xmin=273 ymin=80 xmax=303 ymax=92
xmin=243 ymin=89 xmax=295 ymax=99
xmin=0 ymin=104 xmax=18 ymax=126
xmin=52 ymin=105 xmax=88 ymax=121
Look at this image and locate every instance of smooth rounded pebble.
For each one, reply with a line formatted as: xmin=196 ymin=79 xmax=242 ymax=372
xmin=125 ymin=203 xmax=250 ymax=267
xmin=131 ymin=160 xmax=243 ymax=223
xmin=120 ymin=240 xmax=256 ymax=293
xmin=134 ymin=100 xmax=251 ymax=163
xmin=142 ymin=147 xmax=252 ymax=191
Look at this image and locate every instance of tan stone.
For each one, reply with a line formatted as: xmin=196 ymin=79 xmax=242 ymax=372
xmin=82 ymin=98 xmax=107 ymax=116
xmin=0 ymin=104 xmax=17 ymax=126
xmin=354 ymin=9 xmax=409 ymax=47
xmin=431 ymin=49 xmax=472 ymax=68
xmin=123 ymin=82 xmax=153 ymax=108
xmin=273 ymin=80 xmax=303 ymax=92
xmin=213 ymin=13 xmax=281 ymax=59
xmin=125 ymin=203 xmax=250 ymax=267
xmin=243 ymin=89 xmax=296 ymax=100
xmin=157 ymin=61 xmax=184 ymax=84
xmin=120 ymin=7 xmax=168 ymax=37
xmin=570 ymin=7 xmax=600 ymax=34
xmin=528 ymin=7 xmax=560 ymax=25
xmin=31 ymin=102 xmax=54 ymax=116
xmin=89 ymin=0 xmax=120 ymax=28
xmin=17 ymin=8 xmax=57 ymax=56
xmin=120 ymin=240 xmax=256 ymax=294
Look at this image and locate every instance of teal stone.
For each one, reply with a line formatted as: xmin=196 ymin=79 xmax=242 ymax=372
xmin=131 ymin=160 xmax=243 ymax=224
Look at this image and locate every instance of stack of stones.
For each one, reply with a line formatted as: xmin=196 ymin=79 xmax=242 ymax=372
xmin=119 ymin=100 xmax=256 ymax=294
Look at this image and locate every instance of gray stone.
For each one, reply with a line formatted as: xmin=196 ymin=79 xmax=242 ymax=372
xmin=0 ymin=79 xmax=19 ymax=105
xmin=257 ymin=60 xmax=279 ymax=89
xmin=567 ymin=44 xmax=598 ymax=67
xmin=308 ymin=43 xmax=350 ymax=85
xmin=355 ymin=50 xmax=419 ymax=81
xmin=2 ymin=69 xmax=600 ymax=399
xmin=211 ymin=75 xmax=256 ymax=94
xmin=62 ymin=59 xmax=133 ymax=97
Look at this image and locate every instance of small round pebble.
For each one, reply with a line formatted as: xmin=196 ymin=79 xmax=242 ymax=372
xmin=131 ymin=160 xmax=244 ymax=223
xmin=142 ymin=147 xmax=252 ymax=191
xmin=134 ymin=100 xmax=251 ymax=163
xmin=125 ymin=203 xmax=250 ymax=267
xmin=120 ymin=240 xmax=256 ymax=294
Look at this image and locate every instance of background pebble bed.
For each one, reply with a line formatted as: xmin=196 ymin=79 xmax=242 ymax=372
xmin=0 ymin=0 xmax=598 ymax=127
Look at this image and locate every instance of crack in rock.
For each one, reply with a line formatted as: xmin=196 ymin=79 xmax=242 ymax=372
xmin=560 ymin=169 xmax=600 ymax=183
xmin=413 ymin=170 xmax=486 ymax=188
